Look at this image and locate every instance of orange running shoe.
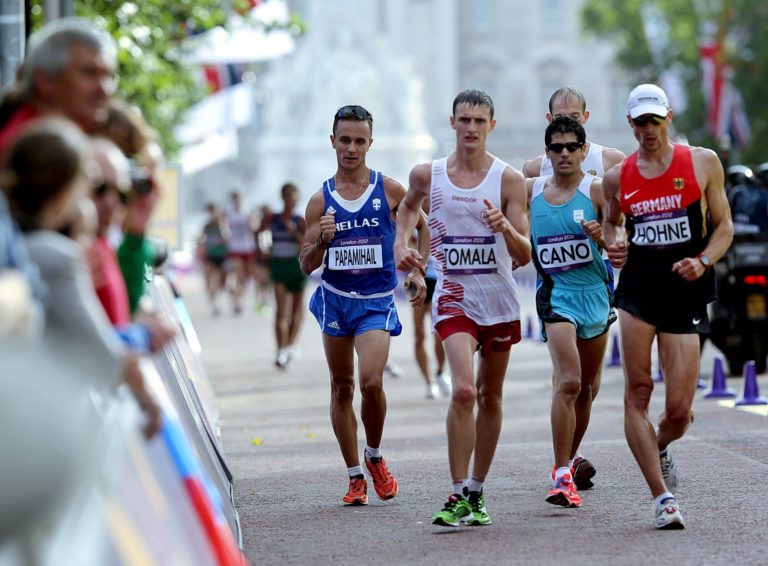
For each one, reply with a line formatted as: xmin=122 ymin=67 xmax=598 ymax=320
xmin=365 ymin=457 xmax=399 ymax=500
xmin=342 ymin=477 xmax=369 ymax=506
xmin=546 ymin=473 xmax=581 ymax=508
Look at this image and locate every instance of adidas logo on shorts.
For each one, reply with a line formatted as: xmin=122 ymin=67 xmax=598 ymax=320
xmin=327 ymin=321 xmax=340 ymax=330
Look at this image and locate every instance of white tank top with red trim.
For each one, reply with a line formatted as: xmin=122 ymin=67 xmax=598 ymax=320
xmin=429 ymin=156 xmax=521 ymax=326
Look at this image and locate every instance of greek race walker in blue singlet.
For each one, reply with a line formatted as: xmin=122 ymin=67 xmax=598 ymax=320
xmin=528 ymin=116 xmax=616 ymax=510
xmin=308 ymin=169 xmax=401 ymax=337
xmin=300 ymin=105 xmax=429 ymax=509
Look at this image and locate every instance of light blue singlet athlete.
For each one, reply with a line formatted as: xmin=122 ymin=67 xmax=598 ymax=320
xmin=308 ymin=169 xmax=402 ymax=337
xmin=530 ymin=174 xmax=614 ymax=340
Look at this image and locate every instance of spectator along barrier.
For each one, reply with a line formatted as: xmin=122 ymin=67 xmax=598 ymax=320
xmin=0 ymin=274 xmax=247 ymax=566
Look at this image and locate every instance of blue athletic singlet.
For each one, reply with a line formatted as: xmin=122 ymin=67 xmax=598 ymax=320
xmin=320 ymin=170 xmax=397 ymax=295
xmin=270 ymin=214 xmax=302 ymax=259
xmin=530 ymin=174 xmax=609 ymax=287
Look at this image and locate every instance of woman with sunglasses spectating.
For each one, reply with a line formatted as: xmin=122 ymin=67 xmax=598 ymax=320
xmin=300 ymin=105 xmax=430 ymax=507
xmin=602 ymin=83 xmax=734 ymax=530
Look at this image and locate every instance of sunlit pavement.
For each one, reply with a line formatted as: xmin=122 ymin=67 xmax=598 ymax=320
xmin=176 ymin=268 xmax=768 ymax=566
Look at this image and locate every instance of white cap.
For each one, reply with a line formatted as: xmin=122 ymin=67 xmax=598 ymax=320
xmin=626 ymin=84 xmax=670 ymax=118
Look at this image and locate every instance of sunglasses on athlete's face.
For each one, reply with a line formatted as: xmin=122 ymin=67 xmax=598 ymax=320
xmin=335 ymin=105 xmax=372 ymax=120
xmin=631 ymin=114 xmax=666 ymax=127
xmin=547 ymin=142 xmax=584 ymax=154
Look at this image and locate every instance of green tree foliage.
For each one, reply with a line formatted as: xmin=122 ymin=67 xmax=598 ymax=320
xmin=29 ymin=0 xmax=228 ymax=155
xmin=581 ymin=0 xmax=767 ymax=164
xmin=29 ymin=1 xmax=305 ymax=157
xmin=77 ymin=1 xmax=227 ymax=156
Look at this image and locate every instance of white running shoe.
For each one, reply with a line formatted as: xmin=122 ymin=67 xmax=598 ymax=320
xmin=660 ymin=452 xmax=679 ymax=493
xmin=436 ymin=372 xmax=452 ymax=396
xmin=655 ymin=497 xmax=685 ymax=530
xmin=275 ymin=349 xmax=290 ymax=369
xmin=384 ymin=362 xmax=403 ymax=378
xmin=425 ymin=381 xmax=440 ymax=399
xmin=286 ymin=345 xmax=301 ymax=361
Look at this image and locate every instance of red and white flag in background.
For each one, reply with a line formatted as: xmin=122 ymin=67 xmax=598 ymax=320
xmin=699 ymin=35 xmax=751 ymax=148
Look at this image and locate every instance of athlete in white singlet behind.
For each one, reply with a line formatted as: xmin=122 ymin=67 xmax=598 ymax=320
xmin=223 ymin=191 xmax=257 ymax=315
xmin=396 ymin=89 xmax=531 ymax=527
xmin=522 ymin=86 xmax=625 ymax=180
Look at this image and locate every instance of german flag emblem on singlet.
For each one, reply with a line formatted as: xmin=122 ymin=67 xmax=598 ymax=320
xmin=673 ymin=177 xmax=684 ymax=190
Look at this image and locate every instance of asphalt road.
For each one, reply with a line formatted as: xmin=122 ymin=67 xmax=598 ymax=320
xmin=177 ymin=271 xmax=768 ymax=566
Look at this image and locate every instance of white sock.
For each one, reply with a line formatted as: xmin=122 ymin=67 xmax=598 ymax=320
xmin=654 ymin=491 xmax=674 ymax=506
xmin=452 ymin=480 xmax=468 ymax=497
xmin=555 ymin=466 xmax=570 ymax=481
xmin=364 ymin=446 xmax=381 ymax=460
xmin=468 ymin=477 xmax=484 ymax=493
xmin=348 ymin=465 xmax=364 ymax=478
xmin=569 ymin=452 xmax=583 ymax=468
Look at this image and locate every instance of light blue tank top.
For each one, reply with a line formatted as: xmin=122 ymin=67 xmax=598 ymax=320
xmin=530 ymin=174 xmax=608 ymax=288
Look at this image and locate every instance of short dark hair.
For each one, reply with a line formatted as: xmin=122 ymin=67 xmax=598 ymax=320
xmin=452 ymin=89 xmax=494 ymax=118
xmin=332 ymin=105 xmax=373 ymax=134
xmin=281 ymin=182 xmax=298 ymax=199
xmin=2 ymin=117 xmax=89 ymax=231
xmin=548 ymin=87 xmax=587 ymax=113
xmin=545 ymin=116 xmax=586 ymax=147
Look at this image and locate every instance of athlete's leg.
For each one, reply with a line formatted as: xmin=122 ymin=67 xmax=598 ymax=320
xmin=656 ymin=332 xmax=699 ymax=451
xmin=571 ymin=331 xmax=609 ymax=458
xmin=471 ymin=347 xmax=511 ymax=481
xmin=354 ymin=329 xmax=390 ymax=449
xmin=434 ymin=329 xmax=446 ymax=375
xmin=229 ymin=256 xmax=245 ymax=310
xmin=620 ymin=310 xmax=667 ymax=497
xmin=544 ymin=322 xmax=581 ymax=470
xmin=323 ymin=333 xmax=359 ymax=467
xmin=443 ymin=332 xmax=479 ymax=481
xmin=286 ymin=287 xmax=306 ymax=347
xmin=413 ymin=301 xmax=431 ymax=385
xmin=273 ymin=282 xmax=289 ymax=350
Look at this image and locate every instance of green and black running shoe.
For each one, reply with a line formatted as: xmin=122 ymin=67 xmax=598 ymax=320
xmin=466 ymin=491 xmax=492 ymax=526
xmin=432 ymin=494 xmax=473 ymax=527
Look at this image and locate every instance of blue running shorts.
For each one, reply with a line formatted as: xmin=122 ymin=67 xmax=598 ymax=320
xmin=309 ymin=285 xmax=402 ymax=337
xmin=536 ymin=282 xmax=615 ymax=341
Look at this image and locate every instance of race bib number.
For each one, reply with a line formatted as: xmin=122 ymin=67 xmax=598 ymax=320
xmin=443 ymin=235 xmax=498 ymax=275
xmin=631 ymin=210 xmax=691 ymax=249
xmin=536 ymin=233 xmax=593 ymax=274
xmin=328 ymin=236 xmax=383 ymax=273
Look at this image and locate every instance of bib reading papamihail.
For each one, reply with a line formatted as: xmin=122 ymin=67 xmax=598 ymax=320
xmin=319 ymin=169 xmax=397 ymax=296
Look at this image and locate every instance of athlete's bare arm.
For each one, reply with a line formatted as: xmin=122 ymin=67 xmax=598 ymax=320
xmin=385 ymin=174 xmax=427 ymax=304
xmin=524 ymin=177 xmax=535 ymax=206
xmin=672 ymin=147 xmax=734 ymax=282
xmin=299 ymin=190 xmax=334 ymax=275
xmin=522 ymin=155 xmax=544 ymax=179
xmin=602 ymin=147 xmax=627 ymax=172
xmin=601 ymin=163 xmax=627 ymax=268
xmin=583 ymin=178 xmax=608 ymax=249
xmin=394 ymin=163 xmax=431 ymax=271
xmin=484 ymin=166 xmax=532 ymax=266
